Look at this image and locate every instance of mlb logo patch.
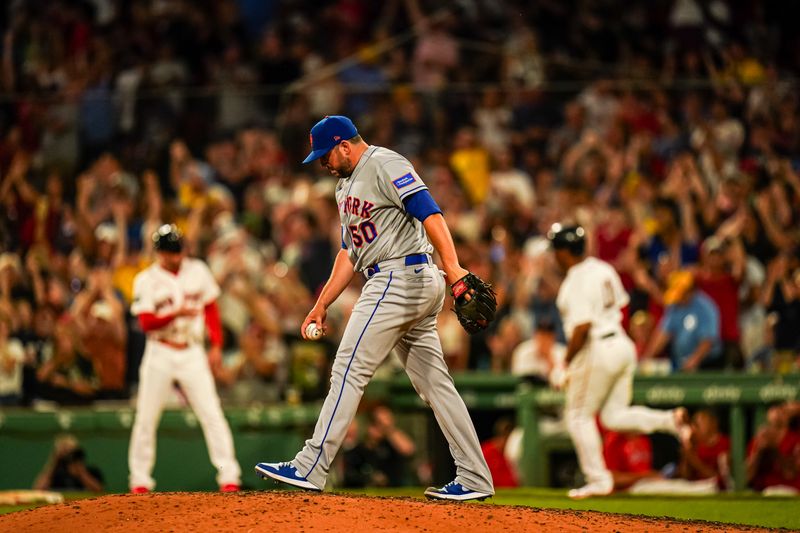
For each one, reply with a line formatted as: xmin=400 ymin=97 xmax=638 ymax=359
xmin=392 ymin=173 xmax=416 ymax=189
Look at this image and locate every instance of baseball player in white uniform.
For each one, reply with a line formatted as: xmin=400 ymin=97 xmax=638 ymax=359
xmin=128 ymin=224 xmax=241 ymax=493
xmin=547 ymin=223 xmax=689 ymax=499
xmin=256 ymin=115 xmax=494 ymax=501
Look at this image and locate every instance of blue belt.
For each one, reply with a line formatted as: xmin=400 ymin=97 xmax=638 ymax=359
xmin=365 ymin=254 xmax=429 ymax=278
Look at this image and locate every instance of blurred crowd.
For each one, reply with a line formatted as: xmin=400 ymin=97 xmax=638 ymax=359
xmin=0 ymin=0 xmax=798 ymax=418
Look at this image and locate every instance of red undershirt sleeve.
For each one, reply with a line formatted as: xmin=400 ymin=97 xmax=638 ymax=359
xmin=138 ymin=312 xmax=177 ymax=332
xmin=204 ymin=301 xmax=223 ymax=348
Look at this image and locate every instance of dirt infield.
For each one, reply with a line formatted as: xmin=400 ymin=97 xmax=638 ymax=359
xmin=0 ymin=491 xmax=774 ymax=532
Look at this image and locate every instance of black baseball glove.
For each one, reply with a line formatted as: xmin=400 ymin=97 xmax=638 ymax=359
xmin=450 ymin=272 xmax=497 ymax=334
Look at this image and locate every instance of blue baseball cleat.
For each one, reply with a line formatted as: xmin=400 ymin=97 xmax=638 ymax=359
xmin=423 ymin=481 xmax=492 ymax=501
xmin=255 ymin=462 xmax=322 ymax=491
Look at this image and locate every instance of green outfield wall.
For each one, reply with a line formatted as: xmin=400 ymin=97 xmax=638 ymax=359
xmin=1 ymin=373 xmax=797 ymax=492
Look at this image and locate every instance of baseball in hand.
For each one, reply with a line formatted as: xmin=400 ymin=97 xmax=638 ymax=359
xmin=305 ymin=323 xmax=323 ymax=340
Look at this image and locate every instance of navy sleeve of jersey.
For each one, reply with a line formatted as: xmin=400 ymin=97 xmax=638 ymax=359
xmin=403 ymin=189 xmax=442 ymax=222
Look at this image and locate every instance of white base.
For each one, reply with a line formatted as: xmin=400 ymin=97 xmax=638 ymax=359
xmin=568 ymin=482 xmax=613 ymax=499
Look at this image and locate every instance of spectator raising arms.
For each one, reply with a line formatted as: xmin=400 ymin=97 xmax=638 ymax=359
xmin=695 ymin=236 xmax=745 ymax=369
xmin=70 ymin=265 xmax=127 ymax=400
xmin=0 ymin=312 xmax=25 ymax=405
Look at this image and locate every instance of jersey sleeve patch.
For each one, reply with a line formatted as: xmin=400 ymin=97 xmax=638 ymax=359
xmin=392 ymin=172 xmax=416 ymax=189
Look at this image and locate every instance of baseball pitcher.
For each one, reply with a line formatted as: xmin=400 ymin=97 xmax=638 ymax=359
xmin=256 ymin=115 xmax=496 ymax=501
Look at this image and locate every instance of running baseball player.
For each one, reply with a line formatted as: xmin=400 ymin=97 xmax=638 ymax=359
xmin=128 ymin=224 xmax=241 ymax=493
xmin=547 ymin=223 xmax=689 ymax=499
xmin=256 ymin=115 xmax=496 ymax=501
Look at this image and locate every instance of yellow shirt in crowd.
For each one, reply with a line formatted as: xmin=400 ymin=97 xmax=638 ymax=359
xmin=450 ymin=147 xmax=491 ymax=205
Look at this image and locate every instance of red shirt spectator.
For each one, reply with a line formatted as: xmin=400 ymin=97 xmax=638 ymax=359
xmin=595 ymin=206 xmax=634 ymax=289
xmin=596 ymin=224 xmax=632 ymax=266
xmin=481 ymin=419 xmax=519 ymax=488
xmin=747 ymin=431 xmax=800 ymax=490
xmin=481 ymin=439 xmax=519 ymax=488
xmin=695 ymin=237 xmax=744 ymax=343
xmin=695 ymin=273 xmax=740 ymax=341
xmin=603 ymin=430 xmax=653 ymax=474
xmin=601 ymin=429 xmax=660 ymax=490
xmin=747 ymin=405 xmax=800 ymax=491
xmin=618 ymin=92 xmax=661 ymax=136
xmin=695 ymin=436 xmax=730 ymax=476
xmin=679 ymin=410 xmax=730 ymax=484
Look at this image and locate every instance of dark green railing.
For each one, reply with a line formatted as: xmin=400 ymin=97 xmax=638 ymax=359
xmin=375 ymin=371 xmax=800 ymax=490
xmin=1 ymin=373 xmax=797 ymax=491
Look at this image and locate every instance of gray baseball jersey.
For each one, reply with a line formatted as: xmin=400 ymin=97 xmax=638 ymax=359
xmin=336 ymin=145 xmax=434 ymax=272
xmin=287 ymin=145 xmax=493 ymax=494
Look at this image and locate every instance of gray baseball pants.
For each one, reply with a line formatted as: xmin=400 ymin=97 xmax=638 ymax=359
xmin=291 ymin=259 xmax=494 ymax=493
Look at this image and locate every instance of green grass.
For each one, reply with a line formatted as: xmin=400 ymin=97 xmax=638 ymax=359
xmin=0 ymin=505 xmax=33 ymax=515
xmin=3 ymin=488 xmax=799 ymax=530
xmin=341 ymin=487 xmax=800 ymax=530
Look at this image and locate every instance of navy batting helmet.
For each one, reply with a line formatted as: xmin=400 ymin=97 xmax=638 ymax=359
xmin=547 ymin=223 xmax=586 ymax=256
xmin=152 ymin=224 xmax=183 ymax=253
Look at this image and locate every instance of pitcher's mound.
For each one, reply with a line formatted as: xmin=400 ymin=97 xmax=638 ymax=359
xmin=0 ymin=491 xmax=769 ymax=532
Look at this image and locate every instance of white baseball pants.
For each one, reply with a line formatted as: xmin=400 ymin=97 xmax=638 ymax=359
xmin=128 ymin=342 xmax=241 ymax=489
xmin=565 ymin=334 xmax=677 ymax=487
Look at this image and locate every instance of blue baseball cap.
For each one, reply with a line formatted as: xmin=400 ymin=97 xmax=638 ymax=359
xmin=302 ymin=115 xmax=359 ymax=164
